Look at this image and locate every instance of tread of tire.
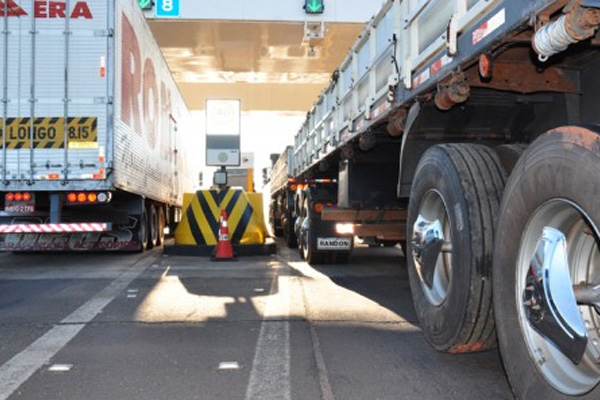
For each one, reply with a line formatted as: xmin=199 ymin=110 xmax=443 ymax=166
xmin=440 ymin=143 xmax=506 ymax=351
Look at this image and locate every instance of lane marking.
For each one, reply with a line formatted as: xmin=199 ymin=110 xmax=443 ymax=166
xmin=47 ymin=364 xmax=73 ymax=373
xmin=218 ymin=362 xmax=241 ymax=371
xmin=0 ymin=252 xmax=155 ymax=400
xmin=279 ymin=256 xmax=336 ymax=400
xmin=245 ymin=276 xmax=291 ymax=400
xmin=308 ymin=320 xmax=335 ymax=400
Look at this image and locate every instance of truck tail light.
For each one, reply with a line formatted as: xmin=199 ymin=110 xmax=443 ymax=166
xmin=314 ymin=203 xmax=324 ymax=213
xmin=67 ymin=192 xmax=110 ymax=204
xmin=14 ymin=193 xmax=23 ymax=201
xmin=22 ymin=192 xmax=31 ymax=201
xmin=97 ymin=193 xmax=109 ymax=203
xmin=6 ymin=193 xmax=14 ymax=201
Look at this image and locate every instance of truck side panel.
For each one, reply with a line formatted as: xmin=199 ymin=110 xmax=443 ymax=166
xmin=0 ymin=0 xmax=111 ymax=188
xmin=113 ymin=0 xmax=190 ymax=206
xmin=292 ymin=0 xmax=555 ymax=178
xmin=269 ymin=146 xmax=292 ymax=195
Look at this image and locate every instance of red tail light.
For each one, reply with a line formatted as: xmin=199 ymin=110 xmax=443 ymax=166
xmin=6 ymin=193 xmax=14 ymax=201
xmin=67 ymin=192 xmax=109 ymax=204
xmin=22 ymin=192 xmax=31 ymax=201
xmin=314 ymin=203 xmax=324 ymax=213
xmin=14 ymin=193 xmax=23 ymax=201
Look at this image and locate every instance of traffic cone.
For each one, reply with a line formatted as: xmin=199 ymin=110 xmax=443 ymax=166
xmin=212 ymin=209 xmax=235 ymax=261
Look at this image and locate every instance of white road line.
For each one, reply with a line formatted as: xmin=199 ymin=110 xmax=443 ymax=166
xmin=308 ymin=320 xmax=335 ymax=400
xmin=281 ymin=258 xmax=335 ymax=400
xmin=245 ymin=276 xmax=291 ymax=400
xmin=0 ymin=253 xmax=155 ymax=400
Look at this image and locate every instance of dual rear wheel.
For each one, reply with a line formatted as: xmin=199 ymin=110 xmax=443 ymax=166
xmin=407 ymin=129 xmax=600 ymax=399
xmin=137 ymin=202 xmax=165 ymax=252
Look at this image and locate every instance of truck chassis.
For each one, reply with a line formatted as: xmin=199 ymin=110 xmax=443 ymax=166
xmin=274 ymin=0 xmax=600 ymax=398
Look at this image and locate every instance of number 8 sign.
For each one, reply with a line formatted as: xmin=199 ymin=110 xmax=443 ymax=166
xmin=156 ymin=0 xmax=180 ymax=18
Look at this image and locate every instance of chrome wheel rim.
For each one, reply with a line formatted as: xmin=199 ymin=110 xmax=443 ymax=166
xmin=412 ymin=190 xmax=453 ymax=306
xmin=517 ymin=199 xmax=600 ymax=395
xmin=302 ymin=222 xmax=309 ymax=260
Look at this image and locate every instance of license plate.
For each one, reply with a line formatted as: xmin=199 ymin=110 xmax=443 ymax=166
xmin=317 ymin=237 xmax=352 ymax=250
xmin=5 ymin=204 xmax=35 ymax=213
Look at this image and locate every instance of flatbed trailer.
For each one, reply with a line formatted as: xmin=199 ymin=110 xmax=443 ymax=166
xmin=274 ymin=0 xmax=600 ymax=398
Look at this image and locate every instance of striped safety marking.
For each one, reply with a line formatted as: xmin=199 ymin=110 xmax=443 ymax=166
xmin=472 ymin=9 xmax=506 ymax=45
xmin=179 ymin=189 xmax=255 ymax=246
xmin=0 ymin=117 xmax=98 ymax=149
xmin=371 ymin=100 xmax=391 ymax=120
xmin=0 ymin=223 xmax=110 ymax=234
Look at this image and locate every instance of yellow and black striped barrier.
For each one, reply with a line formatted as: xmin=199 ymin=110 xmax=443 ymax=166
xmin=0 ymin=117 xmax=98 ymax=149
xmin=174 ymin=188 xmax=270 ymax=247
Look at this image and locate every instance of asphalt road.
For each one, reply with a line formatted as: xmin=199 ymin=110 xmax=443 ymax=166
xmin=0 ymin=242 xmax=513 ymax=400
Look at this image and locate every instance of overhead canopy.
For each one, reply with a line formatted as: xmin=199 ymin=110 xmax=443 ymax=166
xmin=149 ymin=20 xmax=366 ymax=111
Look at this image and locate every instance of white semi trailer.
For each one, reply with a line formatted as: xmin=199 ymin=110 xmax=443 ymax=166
xmin=0 ymin=0 xmax=195 ymax=251
xmin=275 ymin=0 xmax=600 ymax=398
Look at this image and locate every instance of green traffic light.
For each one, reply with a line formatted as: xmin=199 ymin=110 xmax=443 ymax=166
xmin=138 ymin=0 xmax=153 ymax=10
xmin=305 ymin=0 xmax=324 ymax=14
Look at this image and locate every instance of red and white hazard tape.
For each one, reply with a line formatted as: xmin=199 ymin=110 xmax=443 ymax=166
xmin=0 ymin=223 xmax=111 ymax=234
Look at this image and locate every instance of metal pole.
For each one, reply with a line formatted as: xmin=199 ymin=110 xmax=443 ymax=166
xmin=29 ymin=0 xmax=36 ymax=185
xmin=2 ymin=0 xmax=8 ymax=184
xmin=62 ymin=0 xmax=71 ymax=183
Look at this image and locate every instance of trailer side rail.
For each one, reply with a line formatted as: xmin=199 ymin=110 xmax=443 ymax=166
xmin=293 ymin=0 xmax=557 ymax=177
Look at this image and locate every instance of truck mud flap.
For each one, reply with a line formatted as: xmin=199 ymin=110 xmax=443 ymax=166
xmin=0 ymin=218 xmax=140 ymax=252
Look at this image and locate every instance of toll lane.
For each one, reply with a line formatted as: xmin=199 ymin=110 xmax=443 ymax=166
xmin=0 ymin=243 xmax=512 ymax=399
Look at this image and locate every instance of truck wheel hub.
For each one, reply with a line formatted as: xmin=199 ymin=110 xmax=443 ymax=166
xmin=517 ymin=199 xmax=600 ymax=395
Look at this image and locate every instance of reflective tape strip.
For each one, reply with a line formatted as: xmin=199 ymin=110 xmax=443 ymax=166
xmin=0 ymin=223 xmax=111 ymax=234
xmin=472 ymin=9 xmax=506 ymax=45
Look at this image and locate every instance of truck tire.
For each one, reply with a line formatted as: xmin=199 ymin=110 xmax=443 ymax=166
xmin=156 ymin=206 xmax=165 ymax=247
xmin=168 ymin=206 xmax=178 ymax=236
xmin=399 ymin=241 xmax=408 ymax=258
xmin=137 ymin=207 xmax=149 ymax=252
xmin=299 ymin=199 xmax=324 ymax=265
xmin=148 ymin=204 xmax=158 ymax=249
xmin=407 ymin=143 xmax=506 ymax=353
xmin=273 ymin=196 xmax=284 ymax=237
xmin=284 ymin=217 xmax=298 ymax=249
xmin=494 ymin=143 xmax=527 ymax=174
xmin=493 ymin=127 xmax=600 ymax=400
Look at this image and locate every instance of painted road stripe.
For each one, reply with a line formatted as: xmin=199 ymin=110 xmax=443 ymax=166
xmin=245 ymin=276 xmax=291 ymax=400
xmin=0 ymin=253 xmax=155 ymax=400
xmin=281 ymin=258 xmax=335 ymax=400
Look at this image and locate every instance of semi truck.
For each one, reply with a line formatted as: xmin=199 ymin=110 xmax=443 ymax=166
xmin=269 ymin=145 xmax=355 ymax=262
xmin=271 ymin=0 xmax=600 ymax=398
xmin=0 ymin=0 xmax=195 ymax=251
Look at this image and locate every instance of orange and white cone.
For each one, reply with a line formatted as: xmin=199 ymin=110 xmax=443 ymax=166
xmin=212 ymin=209 xmax=235 ymax=261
